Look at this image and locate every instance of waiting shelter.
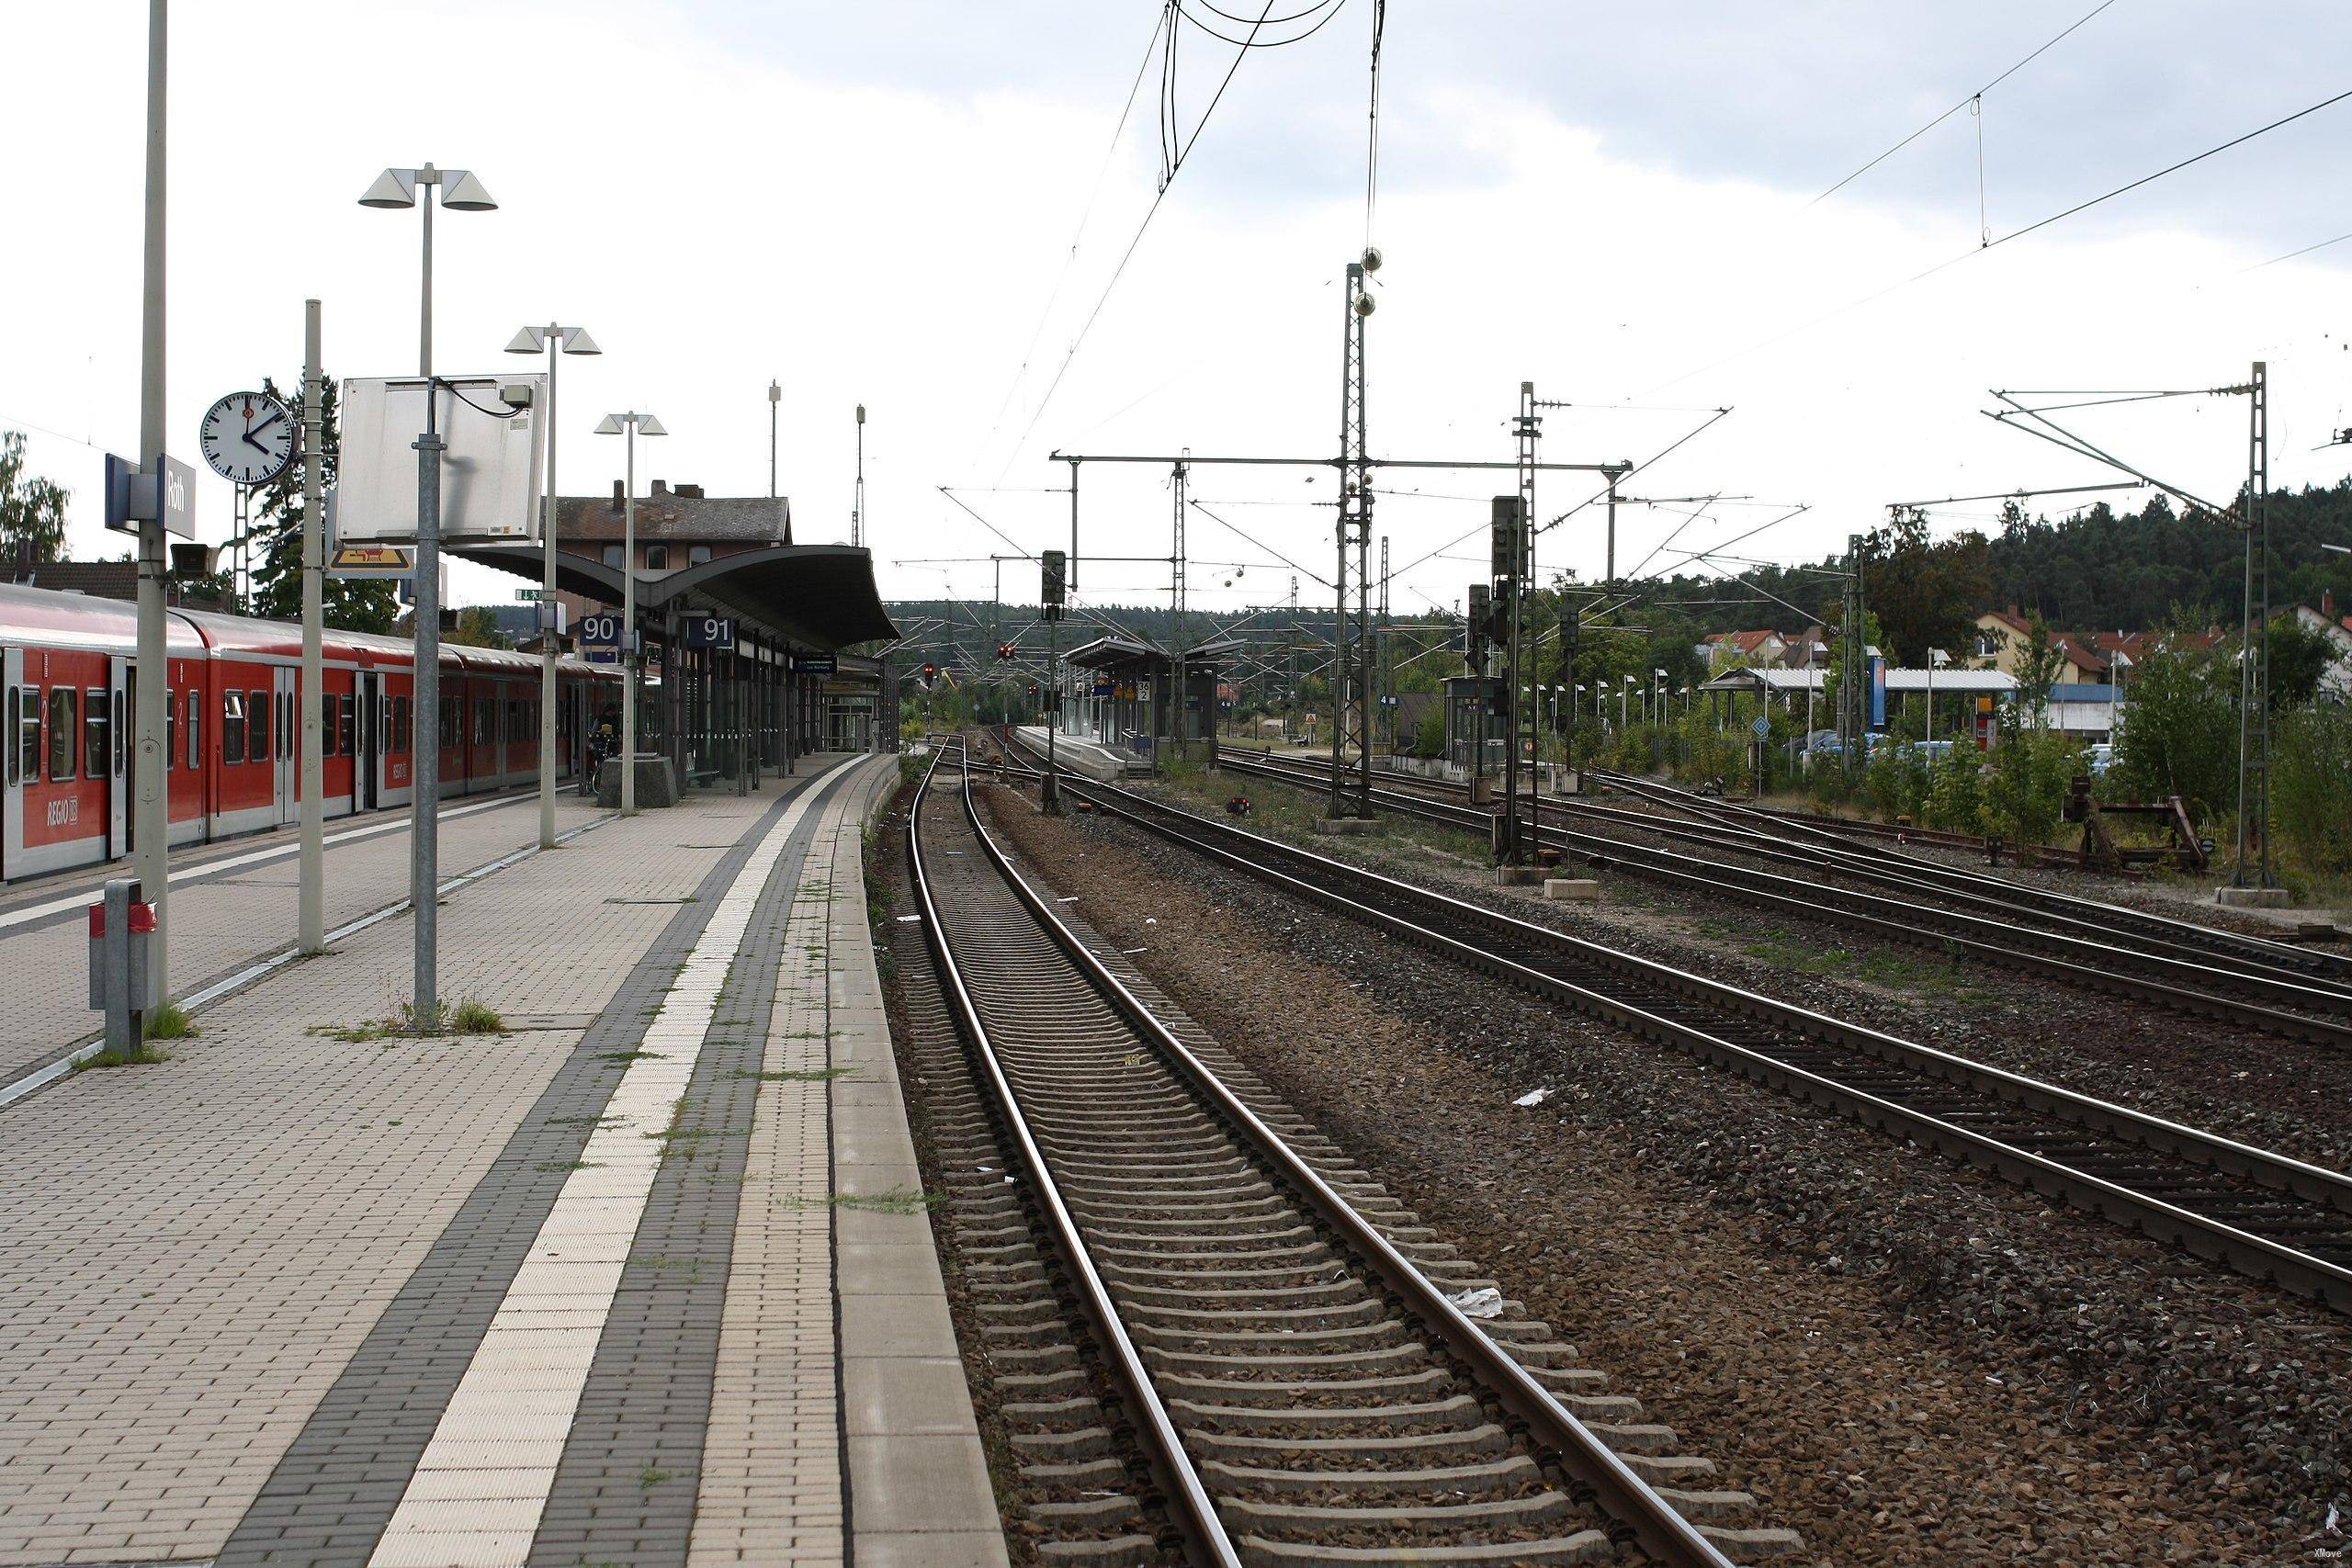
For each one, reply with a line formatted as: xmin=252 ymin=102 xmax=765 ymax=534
xmin=1060 ymin=634 xmax=1236 ymax=756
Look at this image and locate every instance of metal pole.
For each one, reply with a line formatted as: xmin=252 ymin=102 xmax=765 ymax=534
xmin=134 ymin=0 xmax=170 ymax=1009
xmin=1068 ymin=458 xmax=1080 ymax=598
xmin=300 ymin=299 xmax=325 ymax=953
xmin=621 ymin=422 xmax=638 ymax=816
xmin=1605 ymin=475 xmax=1618 ymax=585
xmin=1044 ymin=618 xmax=1062 ymax=814
xmin=768 ymin=379 xmax=780 ymax=501
xmin=413 ymin=423 xmax=443 ymax=1029
xmin=537 ymin=331 xmax=559 ymax=849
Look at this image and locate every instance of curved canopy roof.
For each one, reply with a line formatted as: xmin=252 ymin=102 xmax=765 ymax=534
xmin=450 ymin=542 xmax=897 ymax=652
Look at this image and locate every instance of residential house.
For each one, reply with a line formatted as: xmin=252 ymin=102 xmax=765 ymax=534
xmin=550 ymin=479 xmax=793 ymax=626
xmin=1702 ymin=628 xmax=1788 ymax=668
xmin=1973 ymin=608 xmax=2110 ymax=683
xmin=2282 ymin=590 xmax=2352 ymax=699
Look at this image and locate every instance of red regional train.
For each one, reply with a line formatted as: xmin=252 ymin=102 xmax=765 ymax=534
xmin=1 ymin=581 xmax=620 ymax=884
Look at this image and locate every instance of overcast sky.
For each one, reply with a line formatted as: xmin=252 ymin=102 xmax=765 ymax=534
xmin=4 ymin=0 xmax=2347 ymax=632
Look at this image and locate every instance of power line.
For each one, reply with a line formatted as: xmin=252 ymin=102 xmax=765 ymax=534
xmin=994 ymin=1 xmax=1279 ymax=481
xmin=2240 ymin=228 xmax=2352 ymax=273
xmin=970 ymin=8 xmax=1170 ymax=469
xmin=1810 ymin=0 xmax=2120 ymax=207
xmin=1992 ymin=85 xmax=2352 ymax=249
xmin=1645 ymin=86 xmax=2352 ymax=400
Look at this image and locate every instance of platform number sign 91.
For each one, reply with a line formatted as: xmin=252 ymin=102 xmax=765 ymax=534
xmin=684 ymin=615 xmax=735 ymax=650
xmin=579 ymin=613 xmax=624 ymax=647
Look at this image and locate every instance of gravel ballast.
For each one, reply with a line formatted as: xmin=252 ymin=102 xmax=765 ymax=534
xmin=980 ymin=777 xmax=2352 ymax=1567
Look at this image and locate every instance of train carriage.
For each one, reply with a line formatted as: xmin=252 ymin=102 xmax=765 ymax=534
xmin=0 ymin=581 xmax=618 ymax=886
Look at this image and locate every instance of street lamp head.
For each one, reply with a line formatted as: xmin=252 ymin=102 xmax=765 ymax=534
xmin=856 ymin=403 xmax=866 ymax=425
xmin=504 ymin=327 xmax=544 ymax=355
xmin=358 ymin=168 xmax=418 ymax=208
xmin=594 ymin=414 xmax=625 ymax=436
xmin=438 ymin=169 xmax=498 ymax=210
xmin=1929 ymin=648 xmax=1951 ymax=668
xmin=637 ymin=414 xmax=668 ymax=437
xmin=561 ymin=326 xmax=601 ymax=355
xmin=769 ymin=380 xmax=782 ymax=403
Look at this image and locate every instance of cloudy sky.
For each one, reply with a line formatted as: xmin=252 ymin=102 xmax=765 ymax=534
xmin=4 ymin=0 xmax=2348 ymax=632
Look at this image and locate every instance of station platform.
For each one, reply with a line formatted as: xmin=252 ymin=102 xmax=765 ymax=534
xmin=0 ymin=751 xmax=1007 ymax=1568
xmin=1010 ymin=725 xmax=1148 ymax=781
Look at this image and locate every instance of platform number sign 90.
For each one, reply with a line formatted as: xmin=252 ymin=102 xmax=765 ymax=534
xmin=684 ymin=615 xmax=736 ymax=649
xmin=579 ymin=613 xmax=623 ymax=646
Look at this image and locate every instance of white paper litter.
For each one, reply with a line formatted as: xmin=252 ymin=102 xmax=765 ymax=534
xmin=1512 ymin=1088 xmax=1551 ymax=1107
xmin=1145 ymin=917 xmax=1159 ymax=924
xmin=1057 ymin=896 xmax=1080 ymax=903
xmin=1449 ymin=1286 xmax=1505 ymax=1318
xmin=895 ymin=915 xmax=921 ymax=922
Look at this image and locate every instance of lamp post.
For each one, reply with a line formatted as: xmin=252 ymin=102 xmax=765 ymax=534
xmin=360 ymin=162 xmax=496 ymax=1032
xmin=594 ymin=411 xmax=668 ymax=815
xmin=1927 ymin=647 xmax=1950 ymax=745
xmin=768 ymin=380 xmax=781 ymax=500
xmin=1620 ymin=674 xmax=1632 ymax=731
xmin=506 ymin=322 xmax=601 ymax=849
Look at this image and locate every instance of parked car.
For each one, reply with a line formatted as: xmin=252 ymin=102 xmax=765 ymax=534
xmin=2086 ymin=741 xmax=2115 ymax=777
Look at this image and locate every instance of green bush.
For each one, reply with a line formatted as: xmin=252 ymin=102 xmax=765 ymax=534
xmin=2113 ymin=634 xmax=2236 ymax=827
xmin=1863 ymin=742 xmax=1932 ymax=822
xmin=1981 ymin=714 xmax=2081 ymax=848
xmin=1923 ymin=739 xmax=1984 ymax=833
xmin=2273 ymin=702 xmax=2352 ymax=875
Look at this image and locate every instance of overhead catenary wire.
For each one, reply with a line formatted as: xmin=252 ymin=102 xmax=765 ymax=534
xmin=994 ymin=1 xmax=1280 ymax=482
xmin=1645 ymin=85 xmax=2352 ymax=400
xmin=1809 ymin=0 xmax=2120 ymax=208
xmin=970 ymin=6 xmax=1170 ymax=468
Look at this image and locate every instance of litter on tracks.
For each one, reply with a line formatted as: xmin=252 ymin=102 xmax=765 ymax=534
xmin=1512 ymin=1088 xmax=1551 ymax=1107
xmin=1449 ymin=1286 xmax=1505 ymax=1318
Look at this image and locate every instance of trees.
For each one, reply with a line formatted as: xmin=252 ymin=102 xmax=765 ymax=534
xmin=1861 ymin=507 xmax=1991 ymax=665
xmin=0 ymin=431 xmax=69 ymax=567
xmin=2012 ymin=609 xmax=2066 ymax=728
xmin=2111 ymin=630 xmax=2235 ymax=824
xmin=246 ymin=373 xmax=400 ymax=634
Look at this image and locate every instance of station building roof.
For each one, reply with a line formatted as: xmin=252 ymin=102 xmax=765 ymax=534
xmin=451 ymin=539 xmax=896 ymax=653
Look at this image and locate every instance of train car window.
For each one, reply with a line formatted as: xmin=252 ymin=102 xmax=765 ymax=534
xmin=338 ymin=694 xmax=356 ymax=757
xmin=221 ymin=691 xmax=247 ymax=765
xmin=165 ymin=691 xmax=175 ymax=772
xmin=24 ymin=688 xmax=42 ymax=782
xmin=319 ymin=692 xmax=335 ymax=757
xmin=4 ymin=684 xmax=16 ymax=786
xmin=49 ymin=687 xmax=78 ymax=783
xmin=506 ymin=698 xmax=520 ymax=744
xmin=280 ymin=693 xmax=292 ymax=759
xmin=85 ymin=688 xmax=110 ymax=780
xmin=187 ymin=690 xmax=200 ymax=770
xmin=247 ymin=689 xmax=269 ymax=763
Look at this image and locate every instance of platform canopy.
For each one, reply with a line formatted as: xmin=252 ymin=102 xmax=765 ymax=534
xmin=1063 ymin=633 xmax=1242 ymax=670
xmin=451 ymin=541 xmax=897 ymax=651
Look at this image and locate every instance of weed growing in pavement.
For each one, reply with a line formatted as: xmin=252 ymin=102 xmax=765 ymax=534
xmin=595 ymin=1050 xmax=666 ymax=1066
xmin=546 ymin=1114 xmax=621 ymax=1128
xmin=309 ymin=997 xmax=506 ymax=1042
xmin=637 ymin=1467 xmax=672 ymax=1490
xmin=728 ymin=1066 xmax=853 ymax=1082
xmin=789 ymin=1186 xmax=943 ymax=1214
xmin=535 ymin=1159 xmax=602 ymax=1173
xmin=72 ymin=1043 xmax=171 ymax=1072
xmin=143 ymin=1002 xmax=197 ymax=1041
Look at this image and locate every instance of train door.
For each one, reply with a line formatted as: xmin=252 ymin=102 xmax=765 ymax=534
xmin=2 ymin=647 xmax=20 ymax=878
xmin=274 ymin=666 xmax=298 ymax=824
xmin=357 ymin=671 xmax=379 ymax=811
xmin=107 ymin=656 xmax=130 ymax=858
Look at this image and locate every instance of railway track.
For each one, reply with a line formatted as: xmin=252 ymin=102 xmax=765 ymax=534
xmin=906 ymin=748 xmax=1792 ymax=1565
xmin=985 ymin=732 xmax=2352 ymax=1315
xmin=1208 ymin=750 xmax=2352 ymax=1050
xmin=1583 ymin=767 xmax=2352 ymax=983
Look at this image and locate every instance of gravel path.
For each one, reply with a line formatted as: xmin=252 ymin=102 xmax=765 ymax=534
xmin=983 ymin=781 xmax=2352 ymax=1567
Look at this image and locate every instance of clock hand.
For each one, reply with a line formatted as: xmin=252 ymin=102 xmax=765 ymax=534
xmin=249 ymin=411 xmax=288 ymax=436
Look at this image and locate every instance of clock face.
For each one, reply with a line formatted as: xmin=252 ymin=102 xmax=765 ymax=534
xmin=198 ymin=390 xmax=296 ymax=486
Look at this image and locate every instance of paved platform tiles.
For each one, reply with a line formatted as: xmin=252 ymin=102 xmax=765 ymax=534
xmin=0 ymin=751 xmax=1004 ymax=1568
xmin=0 ymin=789 xmax=610 ymax=1091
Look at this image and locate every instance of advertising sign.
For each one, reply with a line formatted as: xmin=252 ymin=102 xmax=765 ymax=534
xmin=335 ymin=374 xmax=547 ymax=544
